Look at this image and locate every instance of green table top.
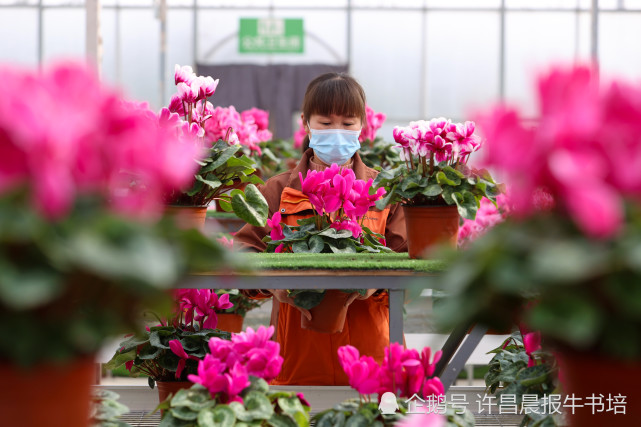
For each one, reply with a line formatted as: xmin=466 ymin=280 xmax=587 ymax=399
xmin=240 ymin=252 xmax=445 ymax=274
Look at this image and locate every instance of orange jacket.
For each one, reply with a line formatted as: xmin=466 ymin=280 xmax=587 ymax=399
xmin=233 ymin=149 xmax=407 ymax=385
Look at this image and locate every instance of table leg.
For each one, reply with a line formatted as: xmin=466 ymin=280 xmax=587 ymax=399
xmin=388 ymin=289 xmax=404 ymax=344
xmin=437 ymin=324 xmax=488 ymax=392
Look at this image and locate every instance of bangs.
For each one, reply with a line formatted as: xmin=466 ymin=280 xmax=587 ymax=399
xmin=303 ymin=75 xmax=366 ymax=121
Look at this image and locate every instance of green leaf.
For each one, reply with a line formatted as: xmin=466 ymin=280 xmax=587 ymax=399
xmin=421 ymin=184 xmax=443 ymax=197
xmin=277 ymin=396 xmax=306 ymax=417
xmin=194 ymin=175 xmax=222 ymax=192
xmin=517 ymin=365 xmax=550 ymax=387
xmin=232 ymin=391 xmax=274 ymax=421
xmin=308 ymin=235 xmax=325 ymax=253
xmin=375 ymin=183 xmax=398 ymax=210
xmin=231 ymin=184 xmax=269 ymax=227
xmin=202 ymin=145 xmax=240 ymax=172
xmin=0 ymin=262 xmax=63 ymax=310
xmin=436 ymin=170 xmax=460 ymax=186
xmin=292 ymin=291 xmax=326 ymax=310
xmin=198 ymin=405 xmax=236 ymax=427
xmin=292 ymin=240 xmax=310 ymax=253
xmin=344 ymin=413 xmax=369 ymax=427
xmin=169 ymin=405 xmax=198 ymax=421
xmin=267 ymin=413 xmax=298 ymax=427
xmin=452 ymin=190 xmax=478 ymax=220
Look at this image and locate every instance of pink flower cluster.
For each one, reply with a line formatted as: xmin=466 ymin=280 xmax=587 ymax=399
xmin=360 ymin=105 xmax=387 ymax=143
xmin=337 ymin=343 xmax=444 ymax=399
xmin=393 ymin=118 xmax=481 ymax=166
xmin=458 ymin=194 xmax=509 ymax=247
xmin=174 ymin=289 xmax=233 ymax=330
xmin=188 ymin=326 xmax=283 ymax=403
xmin=293 ymin=118 xmax=307 ymax=149
xmin=0 ymin=61 xmax=199 ymax=220
xmin=478 ymin=64 xmax=641 ymax=238
xmin=299 ymin=164 xmax=386 ymax=238
xmin=203 ymin=105 xmax=272 ymax=155
xmin=266 ymin=211 xmax=285 ymax=253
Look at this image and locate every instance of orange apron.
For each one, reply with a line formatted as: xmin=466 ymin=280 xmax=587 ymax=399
xmin=270 ymin=187 xmax=392 ymax=385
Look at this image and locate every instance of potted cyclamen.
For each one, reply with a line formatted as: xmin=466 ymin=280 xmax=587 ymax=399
xmin=264 ymin=164 xmax=390 ymax=333
xmin=374 ymin=118 xmax=500 ymax=258
xmin=214 ymin=289 xmax=265 ymax=333
xmin=0 ymin=61 xmax=229 ymax=427
xmin=157 ymin=325 xmax=311 ymax=426
xmin=312 ymin=343 xmax=474 ymax=426
xmin=164 ymin=65 xmax=269 ymax=230
xmin=434 ymin=64 xmax=641 ymax=426
xmin=106 ymin=289 xmax=233 ymax=405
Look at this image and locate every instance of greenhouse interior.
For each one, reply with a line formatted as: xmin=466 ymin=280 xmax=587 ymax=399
xmin=1 ymin=1 xmax=641 ymax=426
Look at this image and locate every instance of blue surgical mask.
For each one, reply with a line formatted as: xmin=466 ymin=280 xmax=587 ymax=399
xmin=308 ymin=125 xmax=361 ymax=166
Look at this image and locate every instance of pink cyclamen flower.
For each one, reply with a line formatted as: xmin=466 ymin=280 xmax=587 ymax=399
xmin=293 ymin=119 xmax=307 ymax=149
xmin=241 ymin=107 xmax=270 ymax=131
xmin=0 ymin=61 xmax=200 ymax=220
xmin=217 ymin=236 xmax=234 ymax=249
xmin=174 ymin=64 xmax=195 ymax=85
xmin=330 ymin=220 xmax=363 ymax=239
xmin=523 ymin=331 xmax=542 ymax=368
xmin=169 ymin=339 xmax=199 ymax=379
xmin=267 ymin=211 xmax=285 ymax=241
xmin=177 ymin=81 xmax=200 ymax=104
xmin=198 ymin=76 xmax=219 ymax=99
xmin=337 ymin=346 xmax=381 ymax=395
xmin=360 ymin=105 xmax=386 ymax=143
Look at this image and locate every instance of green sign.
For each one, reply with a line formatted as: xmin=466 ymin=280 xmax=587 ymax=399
xmin=239 ymin=18 xmax=304 ymax=54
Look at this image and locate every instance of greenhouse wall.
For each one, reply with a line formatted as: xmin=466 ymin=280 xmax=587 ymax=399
xmin=1 ymin=0 xmax=640 ymax=141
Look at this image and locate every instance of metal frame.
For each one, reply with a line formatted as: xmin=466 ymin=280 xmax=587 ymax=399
xmin=2 ymin=1 xmax=625 ymax=109
xmin=181 ymin=270 xmax=477 ymax=392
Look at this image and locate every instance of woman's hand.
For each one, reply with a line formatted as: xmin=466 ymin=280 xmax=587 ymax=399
xmin=267 ymin=289 xmax=312 ymax=321
xmin=344 ymin=289 xmax=378 ymax=307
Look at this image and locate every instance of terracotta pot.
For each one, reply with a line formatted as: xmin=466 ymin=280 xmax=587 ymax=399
xmin=301 ymin=290 xmax=351 ymax=334
xmin=216 ymin=313 xmax=244 ymax=333
xmin=157 ymin=380 xmax=192 ymax=405
xmin=402 ymin=204 xmax=459 ymax=259
xmin=0 ymin=357 xmax=95 ymax=427
xmin=165 ymin=205 xmax=208 ymax=231
xmin=556 ymin=350 xmax=641 ymax=426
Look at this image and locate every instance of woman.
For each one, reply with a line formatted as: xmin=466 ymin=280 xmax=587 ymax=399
xmin=234 ymin=72 xmax=407 ymax=385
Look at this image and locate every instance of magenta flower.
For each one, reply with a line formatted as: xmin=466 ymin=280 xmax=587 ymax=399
xmin=330 ymin=220 xmax=363 ymax=239
xmin=523 ymin=331 xmax=541 ymax=368
xmin=187 ymin=355 xmax=250 ymax=403
xmin=293 ymin=118 xmax=307 ymax=149
xmin=267 ymin=211 xmax=285 ymax=241
xmin=197 ymin=76 xmax=219 ymax=99
xmin=241 ymin=108 xmax=270 ymax=131
xmin=360 ymin=105 xmax=386 ymax=143
xmin=177 ymin=81 xmax=200 ymax=104
xmin=0 ymin=61 xmax=200 ymax=220
xmin=337 ymin=346 xmax=381 ymax=395
xmin=169 ymin=339 xmax=199 ymax=379
xmin=174 ymin=64 xmax=195 ymax=85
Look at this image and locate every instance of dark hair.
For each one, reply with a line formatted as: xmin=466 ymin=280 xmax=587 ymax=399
xmin=300 ymin=72 xmax=367 ymax=152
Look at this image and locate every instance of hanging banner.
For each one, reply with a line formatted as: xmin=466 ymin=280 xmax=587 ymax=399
xmin=239 ymin=18 xmax=304 ymax=54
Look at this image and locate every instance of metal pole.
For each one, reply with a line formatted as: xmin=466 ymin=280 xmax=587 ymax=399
xmin=158 ymin=0 xmax=167 ymax=106
xmin=346 ymin=0 xmax=352 ymax=71
xmin=37 ymin=0 xmax=43 ymax=66
xmin=419 ymin=6 xmax=427 ymax=118
xmin=86 ymin=0 xmax=102 ymax=75
xmin=115 ymin=0 xmax=121 ymax=83
xmin=499 ymin=0 xmax=506 ymax=100
xmin=590 ymin=0 xmax=599 ymax=65
xmin=193 ymin=0 xmax=198 ymax=68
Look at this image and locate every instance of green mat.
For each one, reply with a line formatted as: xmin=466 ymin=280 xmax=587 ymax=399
xmin=206 ymin=211 xmax=242 ymax=220
xmin=242 ymin=252 xmax=445 ymax=273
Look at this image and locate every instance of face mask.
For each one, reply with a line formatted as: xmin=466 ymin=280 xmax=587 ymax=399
xmin=308 ymin=125 xmax=361 ymax=166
